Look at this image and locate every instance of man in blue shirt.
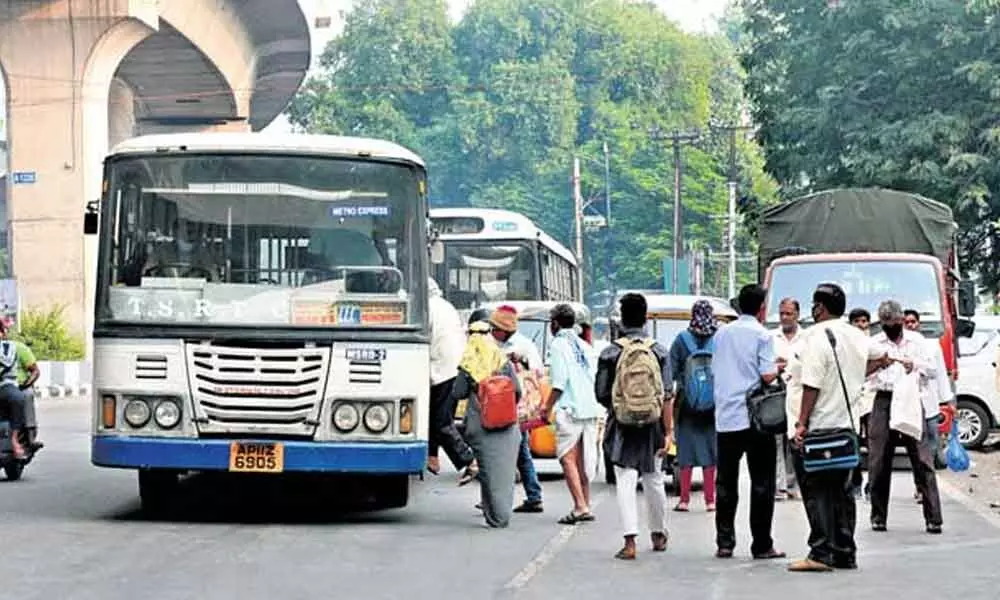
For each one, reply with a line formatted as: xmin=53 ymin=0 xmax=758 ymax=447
xmin=711 ymin=284 xmax=784 ymax=560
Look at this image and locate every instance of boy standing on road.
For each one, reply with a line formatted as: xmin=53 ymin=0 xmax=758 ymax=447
xmin=542 ymin=304 xmax=603 ymax=526
xmin=596 ymin=293 xmax=672 ymax=560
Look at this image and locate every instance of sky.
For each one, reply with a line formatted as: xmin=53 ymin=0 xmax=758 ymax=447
xmin=0 ymin=0 xmax=730 ymax=140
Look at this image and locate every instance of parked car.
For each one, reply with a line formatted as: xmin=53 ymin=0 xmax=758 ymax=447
xmin=954 ymin=316 xmax=1000 ymax=448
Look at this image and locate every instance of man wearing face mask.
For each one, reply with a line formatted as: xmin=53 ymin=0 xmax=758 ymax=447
xmin=772 ymin=298 xmax=804 ymax=501
xmin=867 ymin=300 xmax=943 ymax=534
xmin=903 ymin=309 xmax=952 ymax=503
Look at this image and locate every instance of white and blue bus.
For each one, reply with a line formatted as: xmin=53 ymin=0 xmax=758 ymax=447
xmin=428 ymin=207 xmax=580 ymax=310
xmin=85 ymin=133 xmax=431 ymax=513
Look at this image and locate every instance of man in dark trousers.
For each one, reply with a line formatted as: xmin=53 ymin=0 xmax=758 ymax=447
xmin=789 ymin=283 xmax=882 ymax=572
xmin=710 ymin=284 xmax=784 ymax=560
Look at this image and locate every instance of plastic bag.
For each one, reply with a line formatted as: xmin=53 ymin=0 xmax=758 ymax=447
xmin=946 ymin=419 xmax=970 ymax=473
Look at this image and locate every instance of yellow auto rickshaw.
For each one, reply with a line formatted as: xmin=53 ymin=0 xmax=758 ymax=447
xmin=604 ymin=292 xmax=737 ymax=486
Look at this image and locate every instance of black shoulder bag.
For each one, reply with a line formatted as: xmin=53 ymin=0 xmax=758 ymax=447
xmin=800 ymin=328 xmax=861 ymax=473
xmin=747 ymin=376 xmax=788 ymax=436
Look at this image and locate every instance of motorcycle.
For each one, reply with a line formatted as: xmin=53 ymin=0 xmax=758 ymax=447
xmin=0 ymin=389 xmax=40 ymax=481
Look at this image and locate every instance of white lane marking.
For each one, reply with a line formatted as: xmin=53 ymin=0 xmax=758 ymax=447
xmin=503 ymin=489 xmax=610 ymax=592
xmin=938 ymin=475 xmax=1000 ymax=531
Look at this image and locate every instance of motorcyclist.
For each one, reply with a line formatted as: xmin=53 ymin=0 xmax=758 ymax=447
xmin=0 ymin=321 xmax=41 ymax=456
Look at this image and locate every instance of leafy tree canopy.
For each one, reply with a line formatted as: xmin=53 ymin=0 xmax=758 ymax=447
xmin=289 ymin=0 xmax=777 ymax=294
xmin=740 ymin=0 xmax=1000 ymax=290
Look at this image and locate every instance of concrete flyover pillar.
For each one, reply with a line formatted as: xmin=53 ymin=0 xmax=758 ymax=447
xmin=0 ymin=0 xmax=310 ymax=354
xmin=0 ymin=1 xmax=157 ymax=337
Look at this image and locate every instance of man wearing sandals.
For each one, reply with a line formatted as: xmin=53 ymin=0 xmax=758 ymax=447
xmin=595 ymin=293 xmax=672 ymax=560
xmin=542 ymin=303 xmax=603 ymax=526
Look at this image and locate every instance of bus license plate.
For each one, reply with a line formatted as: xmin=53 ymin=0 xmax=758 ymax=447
xmin=228 ymin=441 xmax=284 ymax=473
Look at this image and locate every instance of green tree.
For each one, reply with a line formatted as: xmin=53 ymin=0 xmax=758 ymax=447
xmin=290 ymin=0 xmax=777 ymax=295
xmin=741 ymin=0 xmax=1000 ymax=289
xmin=13 ymin=306 xmax=84 ymax=361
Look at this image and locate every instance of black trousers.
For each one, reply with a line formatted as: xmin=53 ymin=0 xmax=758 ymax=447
xmin=793 ymin=451 xmax=857 ymax=566
xmin=428 ymin=378 xmax=475 ymax=469
xmin=715 ymin=428 xmax=777 ymax=555
xmin=0 ymin=384 xmax=26 ymax=429
xmin=851 ymin=414 xmax=869 ymax=490
xmin=868 ymin=392 xmax=943 ymax=527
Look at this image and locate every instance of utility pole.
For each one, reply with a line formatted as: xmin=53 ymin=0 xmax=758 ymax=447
xmin=706 ymin=122 xmax=754 ymax=298
xmin=650 ymin=129 xmax=701 ymax=293
xmin=603 ymin=142 xmax=614 ymax=306
xmin=572 ymin=156 xmax=584 ymax=301
xmin=727 ymin=128 xmax=738 ymax=299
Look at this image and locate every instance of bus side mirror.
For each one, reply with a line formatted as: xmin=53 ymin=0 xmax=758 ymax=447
xmin=83 ymin=201 xmax=99 ymax=235
xmin=958 ymin=280 xmax=976 ymax=317
xmin=430 ymin=239 xmax=444 ymax=265
xmin=956 ymin=317 xmax=975 ymax=338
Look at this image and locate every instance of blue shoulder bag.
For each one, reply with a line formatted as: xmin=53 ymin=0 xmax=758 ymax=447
xmin=800 ymin=329 xmax=861 ymax=473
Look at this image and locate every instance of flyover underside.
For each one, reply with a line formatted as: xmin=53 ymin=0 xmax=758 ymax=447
xmin=0 ymin=0 xmax=310 ymax=340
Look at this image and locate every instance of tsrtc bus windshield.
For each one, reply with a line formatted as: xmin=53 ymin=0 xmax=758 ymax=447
xmin=96 ymin=153 xmax=427 ymax=329
xmin=435 ymin=241 xmax=539 ymax=309
xmin=767 ymin=260 xmax=943 ymax=328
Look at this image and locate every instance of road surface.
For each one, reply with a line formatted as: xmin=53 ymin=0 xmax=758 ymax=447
xmin=3 ymin=400 xmax=998 ymax=600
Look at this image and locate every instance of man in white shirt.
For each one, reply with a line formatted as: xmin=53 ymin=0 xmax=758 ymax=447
xmin=772 ymin=298 xmax=805 ymax=501
xmin=904 ymin=309 xmax=953 ymax=502
xmin=427 ymin=278 xmax=475 ymax=475
xmin=789 ymin=283 xmax=883 ymax=572
xmin=867 ymin=300 xmax=943 ymax=534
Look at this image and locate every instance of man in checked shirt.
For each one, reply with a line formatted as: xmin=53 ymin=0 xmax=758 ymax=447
xmin=866 ymin=300 xmax=943 ymax=534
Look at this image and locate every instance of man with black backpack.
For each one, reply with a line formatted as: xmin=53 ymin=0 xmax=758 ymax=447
xmin=595 ymin=293 xmax=672 ymax=560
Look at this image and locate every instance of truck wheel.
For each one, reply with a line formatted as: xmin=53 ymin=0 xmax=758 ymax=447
xmin=138 ymin=470 xmax=179 ymax=516
xmin=3 ymin=462 xmax=23 ymax=481
xmin=956 ymin=400 xmax=990 ymax=449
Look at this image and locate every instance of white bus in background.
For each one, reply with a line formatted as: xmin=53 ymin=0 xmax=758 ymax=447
xmin=85 ymin=133 xmax=432 ymax=514
xmin=428 ymin=207 xmax=580 ymax=310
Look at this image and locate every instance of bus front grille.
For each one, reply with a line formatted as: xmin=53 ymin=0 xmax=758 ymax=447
xmin=185 ymin=343 xmax=330 ymax=435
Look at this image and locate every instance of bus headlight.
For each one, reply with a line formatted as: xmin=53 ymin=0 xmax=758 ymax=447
xmin=153 ymin=399 xmax=181 ymax=429
xmin=364 ymin=404 xmax=391 ymax=433
xmin=333 ymin=403 xmax=360 ymax=432
xmin=123 ymin=399 xmax=151 ymax=428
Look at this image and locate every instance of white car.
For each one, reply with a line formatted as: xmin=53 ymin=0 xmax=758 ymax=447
xmin=955 ymin=316 xmax=1000 ymax=448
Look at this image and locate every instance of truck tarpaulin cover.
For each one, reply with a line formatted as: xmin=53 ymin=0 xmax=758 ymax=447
xmin=758 ymin=187 xmax=955 ymax=277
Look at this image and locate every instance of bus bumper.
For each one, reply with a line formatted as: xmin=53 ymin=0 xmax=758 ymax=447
xmin=91 ymin=436 xmax=427 ymax=474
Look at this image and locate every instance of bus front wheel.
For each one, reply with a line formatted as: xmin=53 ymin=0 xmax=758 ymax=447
xmin=373 ymin=475 xmax=410 ymax=510
xmin=138 ymin=469 xmax=179 ymax=516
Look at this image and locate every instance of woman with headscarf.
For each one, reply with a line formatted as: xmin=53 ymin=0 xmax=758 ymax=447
xmin=451 ymin=318 xmax=523 ymax=528
xmin=668 ymin=300 xmax=719 ymax=512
